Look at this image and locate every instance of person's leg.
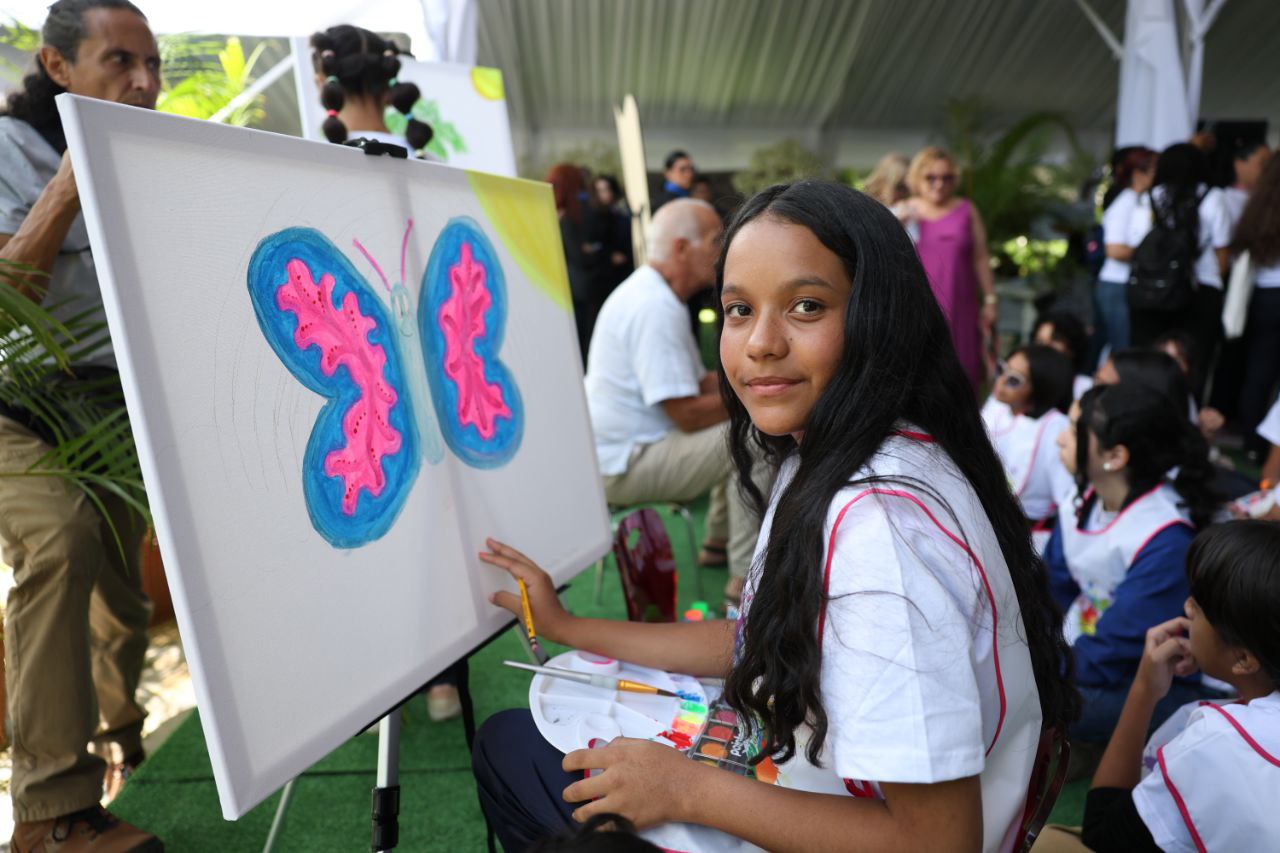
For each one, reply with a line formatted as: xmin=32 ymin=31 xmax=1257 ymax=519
xmin=602 ymin=425 xmax=733 ymax=510
xmin=1096 ymin=279 xmax=1130 ymax=353
xmin=87 ymin=491 xmax=151 ymax=773
xmin=1069 ymin=684 xmax=1131 ymax=745
xmin=1237 ymin=289 xmax=1280 ymax=455
xmin=0 ymin=418 xmax=109 ymax=822
xmin=1182 ymin=287 xmax=1223 ymax=401
xmin=725 ymin=457 xmax=775 ymax=583
xmin=472 ymin=709 xmax=583 ymax=851
xmin=703 ymin=482 xmax=728 ymax=552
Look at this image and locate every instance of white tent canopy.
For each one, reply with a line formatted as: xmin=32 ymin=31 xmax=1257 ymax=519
xmin=5 ymin=0 xmax=1278 ymax=169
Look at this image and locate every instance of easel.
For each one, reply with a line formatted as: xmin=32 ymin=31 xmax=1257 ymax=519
xmin=261 ymin=620 xmax=542 ymax=852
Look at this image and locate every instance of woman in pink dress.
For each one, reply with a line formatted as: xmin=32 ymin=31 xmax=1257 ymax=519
xmin=900 ymin=147 xmax=998 ymax=389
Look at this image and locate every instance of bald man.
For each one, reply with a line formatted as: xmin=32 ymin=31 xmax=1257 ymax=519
xmin=583 ymin=199 xmax=763 ymax=598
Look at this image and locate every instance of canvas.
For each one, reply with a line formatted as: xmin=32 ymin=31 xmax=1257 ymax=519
xmin=56 ymin=94 xmax=609 ymax=818
xmin=291 ymin=42 xmax=518 ymax=177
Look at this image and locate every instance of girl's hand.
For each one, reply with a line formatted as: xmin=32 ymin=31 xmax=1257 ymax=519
xmin=1134 ymin=616 xmax=1197 ymax=700
xmin=561 ymin=738 xmax=700 ymax=828
xmin=479 ymin=538 xmax=575 ymax=645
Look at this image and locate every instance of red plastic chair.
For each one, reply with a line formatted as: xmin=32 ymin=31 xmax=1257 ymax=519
xmin=611 ymin=508 xmax=679 ymax=623
xmin=1017 ymin=725 xmax=1072 ymax=852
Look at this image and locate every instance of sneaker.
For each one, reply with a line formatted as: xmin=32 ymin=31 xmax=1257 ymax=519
xmin=102 ymin=751 xmax=145 ymax=806
xmin=11 ymin=806 xmax=163 ymax=852
xmin=427 ymin=684 xmax=462 ymax=722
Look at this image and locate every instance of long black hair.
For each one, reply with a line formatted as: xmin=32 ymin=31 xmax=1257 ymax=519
xmin=1186 ymin=521 xmax=1280 ymax=689
xmin=717 ymin=181 xmax=1078 ymax=765
xmin=309 ymin=25 xmax=432 ymax=153
xmin=1 ymin=0 xmax=145 ymax=153
xmin=1009 ymin=344 xmax=1073 ymax=418
xmin=1151 ymin=142 xmax=1208 ymax=240
xmin=1074 ymin=382 xmax=1219 ymax=530
xmin=1107 ymin=348 xmax=1191 ymax=421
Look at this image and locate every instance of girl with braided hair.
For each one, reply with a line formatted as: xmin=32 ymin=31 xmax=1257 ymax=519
xmin=309 ymin=25 xmax=434 ymax=158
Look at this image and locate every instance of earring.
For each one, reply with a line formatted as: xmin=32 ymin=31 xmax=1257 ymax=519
xmin=1102 ymin=461 xmax=1113 ymax=472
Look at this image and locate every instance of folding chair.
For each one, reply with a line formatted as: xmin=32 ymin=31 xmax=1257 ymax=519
xmin=610 ymin=507 xmax=679 ymax=623
xmin=593 ymin=501 xmax=700 ymax=604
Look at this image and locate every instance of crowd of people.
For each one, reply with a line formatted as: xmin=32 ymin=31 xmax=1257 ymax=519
xmin=2 ymin=1 xmax=1279 ymax=852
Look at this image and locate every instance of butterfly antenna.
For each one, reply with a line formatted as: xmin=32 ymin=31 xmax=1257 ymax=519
xmin=400 ymin=219 xmax=414 ymax=286
xmin=352 ymin=237 xmax=392 ymax=294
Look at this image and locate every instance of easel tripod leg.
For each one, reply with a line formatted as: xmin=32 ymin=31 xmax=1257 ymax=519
xmin=262 ymin=777 xmax=297 ymax=853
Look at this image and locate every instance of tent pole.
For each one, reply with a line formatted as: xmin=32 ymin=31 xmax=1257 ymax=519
xmin=1071 ymin=0 xmax=1124 ymax=60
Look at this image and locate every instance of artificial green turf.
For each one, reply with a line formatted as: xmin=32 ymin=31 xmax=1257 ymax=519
xmin=110 ymin=500 xmax=722 ymax=852
xmin=108 ymin=495 xmax=1090 ymax=849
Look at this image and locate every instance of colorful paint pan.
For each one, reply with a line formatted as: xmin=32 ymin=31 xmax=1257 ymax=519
xmin=697 ymin=742 xmax=727 ymax=760
xmin=705 ymin=724 xmax=733 ymax=741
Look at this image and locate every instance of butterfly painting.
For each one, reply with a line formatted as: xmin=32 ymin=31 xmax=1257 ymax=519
xmin=246 ymin=216 xmax=523 ymax=548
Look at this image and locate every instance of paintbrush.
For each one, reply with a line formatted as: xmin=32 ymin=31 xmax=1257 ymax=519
xmin=503 ymin=660 xmax=679 ymax=698
xmin=517 ymin=578 xmax=550 ymax=664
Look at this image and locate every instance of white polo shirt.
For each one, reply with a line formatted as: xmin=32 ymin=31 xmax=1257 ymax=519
xmin=584 ymin=265 xmax=704 ymax=475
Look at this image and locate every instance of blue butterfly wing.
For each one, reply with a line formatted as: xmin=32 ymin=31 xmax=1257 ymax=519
xmin=418 ymin=217 xmax=523 ymax=468
xmin=247 ymin=227 xmax=419 ymax=547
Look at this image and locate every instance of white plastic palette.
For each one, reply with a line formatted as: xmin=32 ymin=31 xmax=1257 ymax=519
xmin=528 ymin=650 xmax=709 ymax=754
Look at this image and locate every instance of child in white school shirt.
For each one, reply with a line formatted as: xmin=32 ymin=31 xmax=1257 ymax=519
xmin=1036 ymin=520 xmax=1280 ymax=852
xmin=473 ymin=182 xmax=1079 ymax=852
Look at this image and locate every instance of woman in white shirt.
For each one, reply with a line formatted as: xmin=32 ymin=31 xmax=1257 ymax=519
xmin=1128 ymin=145 xmax=1233 ymax=381
xmin=1095 ymin=147 xmax=1156 ymax=355
xmin=1231 ymin=154 xmax=1280 ymax=458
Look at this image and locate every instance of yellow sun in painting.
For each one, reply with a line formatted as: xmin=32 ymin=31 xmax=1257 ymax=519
xmin=470 ymin=67 xmax=505 ymax=101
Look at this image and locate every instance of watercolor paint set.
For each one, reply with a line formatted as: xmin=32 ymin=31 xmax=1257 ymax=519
xmin=680 ymin=700 xmax=779 ymax=784
xmin=527 ymin=650 xmax=709 ymax=753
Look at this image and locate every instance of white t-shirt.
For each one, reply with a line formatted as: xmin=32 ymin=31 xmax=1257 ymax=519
xmin=584 ymin=265 xmax=704 ymax=475
xmin=1256 ymin=397 xmax=1280 ymax=446
xmin=1255 ymin=260 xmax=1280 ymax=289
xmin=982 ymin=403 xmax=1070 ymax=522
xmin=1223 ymin=185 xmax=1249 ymax=230
xmin=1098 ymin=188 xmax=1147 ymax=283
xmin=1132 ymin=691 xmax=1280 ymax=853
xmin=739 ymin=431 xmax=1043 ymax=853
xmin=1139 ymin=185 xmax=1233 ymax=289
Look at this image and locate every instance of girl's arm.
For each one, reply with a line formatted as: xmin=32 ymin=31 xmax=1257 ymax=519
xmin=563 ymin=739 xmax=983 ymax=853
xmin=480 ymin=538 xmax=735 ymax=677
xmin=969 ymin=206 xmax=997 ymax=329
xmin=1042 ymin=526 xmax=1079 ymax=613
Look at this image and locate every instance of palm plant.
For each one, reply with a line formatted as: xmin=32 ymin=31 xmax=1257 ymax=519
xmin=0 ymin=260 xmax=148 ymax=553
xmin=942 ymin=97 xmax=1097 ymax=282
xmin=156 ymin=35 xmax=267 ymax=125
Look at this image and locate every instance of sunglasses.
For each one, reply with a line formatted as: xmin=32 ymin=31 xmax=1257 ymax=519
xmin=995 ymin=360 xmax=1028 ymax=391
xmin=925 ymin=174 xmax=956 ymax=185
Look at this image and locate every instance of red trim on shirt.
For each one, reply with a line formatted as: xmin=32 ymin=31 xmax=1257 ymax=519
xmin=1127 ymin=519 xmax=1193 ymax=566
xmin=819 ymin=487 xmax=1007 ymax=755
xmin=1014 ymin=415 xmax=1055 ymax=496
xmin=1200 ymin=703 xmax=1280 ymax=766
xmin=1157 ymin=745 xmax=1207 ymax=853
xmin=843 ymin=778 xmax=877 ymax=798
xmin=891 ymin=429 xmax=935 ymax=443
xmin=1073 ymin=484 xmax=1164 ymax=536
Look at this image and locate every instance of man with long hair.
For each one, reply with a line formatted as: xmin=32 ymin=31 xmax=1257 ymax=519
xmin=0 ymin=1 xmax=162 ymax=849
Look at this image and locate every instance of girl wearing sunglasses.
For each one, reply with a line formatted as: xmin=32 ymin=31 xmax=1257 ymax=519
xmin=982 ymin=345 xmax=1075 ymax=549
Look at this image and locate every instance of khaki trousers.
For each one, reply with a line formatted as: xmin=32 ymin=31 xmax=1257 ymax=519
xmin=0 ymin=416 xmax=150 ymax=821
xmin=603 ymin=423 xmax=769 ymax=579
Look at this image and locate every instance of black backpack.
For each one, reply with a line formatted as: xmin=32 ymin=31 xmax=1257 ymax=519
xmin=1126 ymin=193 xmax=1202 ymax=312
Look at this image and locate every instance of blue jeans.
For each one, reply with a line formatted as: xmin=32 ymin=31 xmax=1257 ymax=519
xmin=1092 ymin=278 xmax=1130 ymax=361
xmin=1071 ymin=680 xmax=1223 ymax=744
